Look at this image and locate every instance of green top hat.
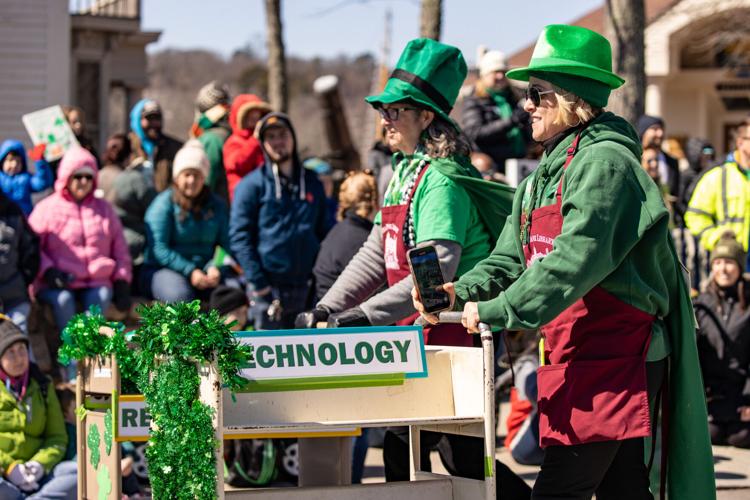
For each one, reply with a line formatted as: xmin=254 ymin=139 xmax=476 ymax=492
xmin=365 ymin=38 xmax=467 ymax=128
xmin=506 ymin=25 xmax=625 ymax=108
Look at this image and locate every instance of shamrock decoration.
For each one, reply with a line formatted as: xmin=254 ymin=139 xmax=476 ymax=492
xmin=88 ymin=424 xmax=101 ymax=470
xmin=97 ymin=464 xmax=112 ymax=500
xmin=104 ymin=409 xmax=113 ymax=456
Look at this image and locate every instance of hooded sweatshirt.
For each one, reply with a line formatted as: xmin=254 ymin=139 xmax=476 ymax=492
xmin=0 ymin=140 xmax=53 ymax=215
xmin=0 ymin=191 xmax=39 ymax=304
xmin=229 ymin=113 xmax=328 ymax=290
xmin=222 ymin=95 xmax=270 ymax=201
xmin=453 ymin=112 xmax=716 ymax=499
xmin=129 ymin=99 xmax=183 ymax=193
xmin=28 ymin=147 xmax=132 ymax=293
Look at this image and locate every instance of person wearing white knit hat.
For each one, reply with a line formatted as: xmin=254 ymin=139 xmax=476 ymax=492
xmin=142 ymin=139 xmax=231 ymax=304
xmin=462 ymin=48 xmax=530 ymax=172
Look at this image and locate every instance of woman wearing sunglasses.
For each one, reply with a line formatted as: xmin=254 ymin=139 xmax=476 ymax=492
xmin=29 ymin=147 xmax=131 ymax=359
xmin=414 ymin=25 xmax=715 ymax=499
xmin=297 ymin=38 xmax=530 ymax=498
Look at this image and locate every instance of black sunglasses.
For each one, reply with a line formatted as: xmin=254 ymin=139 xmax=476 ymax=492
xmin=524 ymin=86 xmax=555 ymax=106
xmin=71 ymin=173 xmax=93 ymax=181
xmin=377 ymin=106 xmax=419 ymax=121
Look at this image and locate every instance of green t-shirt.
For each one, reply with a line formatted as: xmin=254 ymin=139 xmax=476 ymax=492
xmin=376 ymin=165 xmax=491 ymax=277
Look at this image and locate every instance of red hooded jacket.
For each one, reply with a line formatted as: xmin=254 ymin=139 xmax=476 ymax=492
xmin=222 ymin=94 xmax=271 ymax=201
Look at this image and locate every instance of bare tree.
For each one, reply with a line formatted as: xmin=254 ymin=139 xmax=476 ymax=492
xmin=265 ymin=0 xmax=288 ymax=112
xmin=420 ymin=0 xmax=441 ymax=40
xmin=604 ymin=0 xmax=645 ymax=125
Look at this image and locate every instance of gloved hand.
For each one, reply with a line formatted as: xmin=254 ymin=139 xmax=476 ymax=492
xmin=7 ymin=463 xmax=38 ymax=492
xmin=327 ymin=307 xmax=371 ymax=328
xmin=43 ymin=268 xmax=74 ymax=289
xmin=24 ymin=461 xmax=44 ymax=482
xmin=29 ymin=143 xmax=46 ymax=162
xmin=511 ymin=107 xmax=530 ymax=126
xmin=112 ymin=280 xmax=132 ymax=312
xmin=295 ymin=306 xmax=331 ymax=329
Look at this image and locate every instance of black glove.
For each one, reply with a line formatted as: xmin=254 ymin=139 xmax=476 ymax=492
xmin=43 ymin=268 xmax=73 ymax=289
xmin=112 ymin=280 xmax=132 ymax=312
xmin=294 ymin=306 xmax=331 ymax=329
xmin=326 ymin=307 xmax=371 ymax=328
xmin=511 ymin=107 xmax=530 ymax=126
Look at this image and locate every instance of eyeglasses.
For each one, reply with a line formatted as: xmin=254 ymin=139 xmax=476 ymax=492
xmin=71 ymin=173 xmax=93 ymax=181
xmin=524 ymin=86 xmax=555 ymax=106
xmin=377 ymin=106 xmax=419 ymax=121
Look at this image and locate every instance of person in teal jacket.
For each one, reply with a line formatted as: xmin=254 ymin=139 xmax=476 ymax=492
xmin=415 ymin=25 xmax=715 ymax=500
xmin=143 ymin=140 xmax=231 ymax=303
xmin=0 ymin=316 xmax=76 ymax=499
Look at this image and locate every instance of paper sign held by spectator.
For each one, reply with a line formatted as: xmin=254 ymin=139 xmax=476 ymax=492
xmin=22 ymin=105 xmax=80 ymax=162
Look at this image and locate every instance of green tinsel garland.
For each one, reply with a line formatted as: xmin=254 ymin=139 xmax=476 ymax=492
xmin=59 ymin=300 xmax=253 ymax=499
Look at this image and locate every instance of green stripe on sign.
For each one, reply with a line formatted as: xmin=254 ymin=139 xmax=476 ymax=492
xmin=484 ymin=456 xmax=494 ymax=477
xmin=238 ymin=373 xmax=406 ymax=393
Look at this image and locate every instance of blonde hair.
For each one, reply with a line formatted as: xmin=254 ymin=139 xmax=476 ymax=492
xmin=337 ymin=171 xmax=378 ymax=221
xmin=551 ymin=86 xmax=601 ymax=128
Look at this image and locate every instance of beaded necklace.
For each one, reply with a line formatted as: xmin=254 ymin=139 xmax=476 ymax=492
xmin=382 ymin=150 xmax=429 ymax=248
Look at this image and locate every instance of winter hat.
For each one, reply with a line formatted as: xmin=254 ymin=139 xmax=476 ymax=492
xmin=0 ymin=315 xmax=27 ymax=358
xmin=172 ymin=139 xmax=210 ymax=180
xmin=141 ymin=100 xmax=162 ymax=118
xmin=365 ymin=38 xmax=467 ymax=129
xmin=196 ymin=81 xmax=230 ymax=113
xmin=255 ymin=112 xmax=294 ymax=142
xmin=711 ymin=234 xmax=746 ymax=272
xmin=636 ymin=115 xmax=665 ymax=139
xmin=506 ymin=25 xmax=624 ymax=108
xmin=479 ymin=50 xmax=508 ymax=76
xmin=209 ymin=286 xmax=249 ymax=316
xmin=303 ymin=157 xmax=333 ymax=175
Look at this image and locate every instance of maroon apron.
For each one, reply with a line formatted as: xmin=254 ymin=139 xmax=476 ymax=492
xmin=381 ymin=165 xmax=473 ymax=347
xmin=521 ymin=134 xmax=653 ymax=447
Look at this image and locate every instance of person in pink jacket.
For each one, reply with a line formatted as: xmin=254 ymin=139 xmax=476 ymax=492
xmin=222 ymin=94 xmax=271 ymax=201
xmin=29 ymin=147 xmax=132 ymax=334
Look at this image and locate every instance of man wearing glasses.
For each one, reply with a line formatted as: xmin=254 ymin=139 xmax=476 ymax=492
xmin=686 ymin=122 xmax=750 ymax=255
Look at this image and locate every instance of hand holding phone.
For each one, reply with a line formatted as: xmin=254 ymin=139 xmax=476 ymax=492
xmin=407 ymin=245 xmax=452 ymax=314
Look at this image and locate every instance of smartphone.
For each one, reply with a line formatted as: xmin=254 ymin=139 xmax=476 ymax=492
xmin=407 ymin=245 xmax=452 ymax=314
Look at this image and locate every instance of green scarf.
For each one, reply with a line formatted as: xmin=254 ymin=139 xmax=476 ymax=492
xmin=382 ymin=151 xmax=429 ymax=207
xmin=488 ymin=88 xmax=526 ymax=157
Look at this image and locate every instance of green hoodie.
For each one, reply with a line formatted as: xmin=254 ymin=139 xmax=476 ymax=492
xmin=453 ymin=112 xmax=716 ymax=499
xmin=0 ymin=373 xmax=67 ymax=475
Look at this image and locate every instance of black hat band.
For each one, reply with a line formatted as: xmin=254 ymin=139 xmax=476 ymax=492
xmin=390 ymin=69 xmax=452 ymax=115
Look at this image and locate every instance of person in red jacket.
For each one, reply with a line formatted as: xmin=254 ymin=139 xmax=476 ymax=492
xmin=222 ymin=95 xmax=272 ymax=201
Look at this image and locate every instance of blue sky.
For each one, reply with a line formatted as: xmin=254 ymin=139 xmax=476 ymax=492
xmin=141 ymin=0 xmax=603 ymax=64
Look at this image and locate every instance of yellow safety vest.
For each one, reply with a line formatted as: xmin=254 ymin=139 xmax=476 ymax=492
xmin=685 ymin=160 xmax=750 ymax=251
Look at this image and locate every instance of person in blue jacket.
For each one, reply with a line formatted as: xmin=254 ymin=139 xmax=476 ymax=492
xmin=0 ymin=140 xmax=53 ymax=216
xmin=229 ymin=113 xmax=328 ymax=330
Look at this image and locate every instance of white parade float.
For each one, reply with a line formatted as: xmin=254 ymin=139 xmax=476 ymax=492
xmin=76 ymin=312 xmax=497 ymax=499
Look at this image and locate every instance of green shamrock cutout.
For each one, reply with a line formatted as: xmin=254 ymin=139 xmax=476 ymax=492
xmin=88 ymin=423 xmax=101 ymax=470
xmin=97 ymin=464 xmax=112 ymax=500
xmin=104 ymin=409 xmax=113 ymax=456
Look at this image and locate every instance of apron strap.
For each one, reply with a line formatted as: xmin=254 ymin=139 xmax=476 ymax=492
xmin=555 ymin=132 xmax=583 ymax=199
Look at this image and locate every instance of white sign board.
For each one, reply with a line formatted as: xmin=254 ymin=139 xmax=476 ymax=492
xmin=236 ymin=326 xmax=427 ymax=383
xmin=505 ymin=158 xmax=540 ymax=187
xmin=22 ymin=105 xmax=80 ymax=162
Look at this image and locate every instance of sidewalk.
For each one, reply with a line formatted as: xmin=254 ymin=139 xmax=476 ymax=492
xmin=360 ymin=402 xmax=750 ymax=497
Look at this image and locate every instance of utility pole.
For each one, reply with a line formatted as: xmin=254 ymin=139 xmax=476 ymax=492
xmin=419 ymin=0 xmax=441 ymax=40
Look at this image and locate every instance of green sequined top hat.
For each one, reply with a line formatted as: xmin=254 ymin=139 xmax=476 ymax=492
xmin=506 ymin=24 xmax=625 ymax=108
xmin=365 ymin=38 xmax=467 ymax=128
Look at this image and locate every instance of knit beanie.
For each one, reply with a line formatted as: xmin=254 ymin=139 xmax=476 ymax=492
xmin=0 ymin=316 xmax=27 ymax=358
xmin=479 ymin=50 xmax=508 ymax=76
xmin=531 ymin=70 xmax=611 ymax=108
xmin=196 ymin=81 xmax=230 ymax=113
xmin=172 ymin=139 xmax=210 ymax=180
xmin=711 ymin=234 xmax=746 ymax=272
xmin=255 ymin=112 xmax=294 ymax=142
xmin=636 ymin=115 xmax=664 ymax=139
xmin=209 ymin=286 xmax=249 ymax=316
